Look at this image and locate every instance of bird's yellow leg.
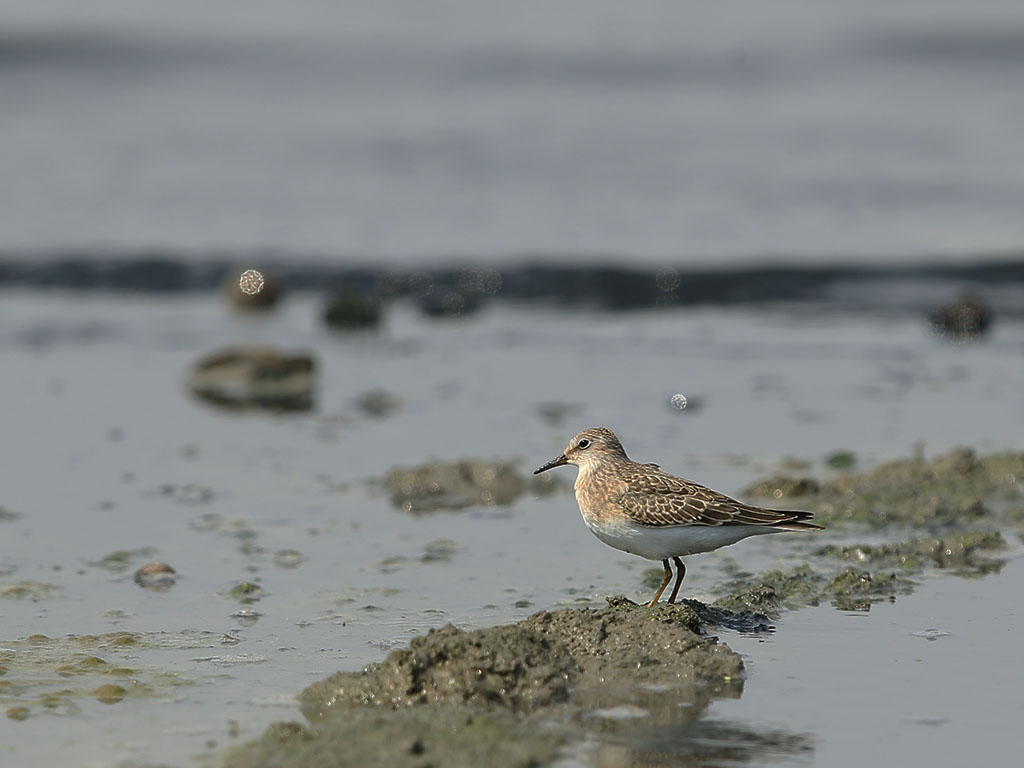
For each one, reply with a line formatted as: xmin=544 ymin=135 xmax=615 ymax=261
xmin=647 ymin=559 xmax=672 ymax=606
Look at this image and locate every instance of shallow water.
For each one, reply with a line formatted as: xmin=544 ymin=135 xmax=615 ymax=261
xmin=714 ymin=555 xmax=1024 ymax=767
xmin=1 ymin=292 xmax=1022 ymax=765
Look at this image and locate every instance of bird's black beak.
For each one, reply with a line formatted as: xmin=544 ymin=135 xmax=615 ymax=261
xmin=534 ymin=453 xmax=569 ymax=474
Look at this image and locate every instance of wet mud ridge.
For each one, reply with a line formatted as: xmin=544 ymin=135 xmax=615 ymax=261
xmin=222 ymin=599 xmax=744 ymax=768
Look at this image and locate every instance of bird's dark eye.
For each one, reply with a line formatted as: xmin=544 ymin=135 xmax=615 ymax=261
xmin=577 ymin=438 xmax=591 ymax=449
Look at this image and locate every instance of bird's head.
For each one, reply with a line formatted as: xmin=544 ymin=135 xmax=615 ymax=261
xmin=534 ymin=426 xmax=628 ymax=474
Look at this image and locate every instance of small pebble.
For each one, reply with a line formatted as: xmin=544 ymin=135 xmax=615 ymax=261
xmin=134 ymin=562 xmax=178 ymax=590
xmin=273 ymin=550 xmax=304 ymax=569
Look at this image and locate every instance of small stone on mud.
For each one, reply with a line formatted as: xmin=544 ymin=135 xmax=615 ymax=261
xmin=134 ymin=562 xmax=178 ymax=590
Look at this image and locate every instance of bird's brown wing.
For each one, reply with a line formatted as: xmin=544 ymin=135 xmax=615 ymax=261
xmin=616 ymin=465 xmax=819 ymax=529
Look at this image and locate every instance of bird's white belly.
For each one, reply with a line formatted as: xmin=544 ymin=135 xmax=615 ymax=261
xmin=584 ymin=515 xmax=780 ymax=560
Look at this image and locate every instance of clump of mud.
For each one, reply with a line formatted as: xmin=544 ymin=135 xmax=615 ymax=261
xmin=186 ymin=345 xmax=316 ymax=412
xmin=720 ymin=447 xmax=1023 ymax=617
xmin=715 ymin=564 xmax=916 ymax=615
xmin=0 ymin=581 xmax=61 ymax=600
xmin=743 ymin=447 xmax=1024 ymax=529
xmin=222 ymin=599 xmax=741 ymax=768
xmin=928 ymin=293 xmax=992 ymax=342
xmin=742 ymin=475 xmax=821 ymax=500
xmin=381 ymin=459 xmax=564 ymax=512
xmin=818 ymin=531 xmax=1006 ymax=576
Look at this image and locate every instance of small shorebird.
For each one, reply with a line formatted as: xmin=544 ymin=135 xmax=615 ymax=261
xmin=534 ymin=427 xmax=822 ymax=606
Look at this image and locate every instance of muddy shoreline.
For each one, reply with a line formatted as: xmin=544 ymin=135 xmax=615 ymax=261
xmin=216 ymin=447 xmax=1023 ymax=767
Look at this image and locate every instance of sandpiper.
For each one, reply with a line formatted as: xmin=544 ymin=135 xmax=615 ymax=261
xmin=534 ymin=427 xmax=823 ymax=605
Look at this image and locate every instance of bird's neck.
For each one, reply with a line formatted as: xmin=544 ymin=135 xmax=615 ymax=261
xmin=574 ymin=457 xmax=627 ymax=489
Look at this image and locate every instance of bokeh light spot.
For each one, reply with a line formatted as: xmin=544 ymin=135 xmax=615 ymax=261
xmin=238 ymin=269 xmax=265 ymax=296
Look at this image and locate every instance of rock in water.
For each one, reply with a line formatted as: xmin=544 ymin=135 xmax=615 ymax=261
xmin=186 ymin=345 xmax=315 ymax=412
xmin=929 ymin=293 xmax=992 ymax=342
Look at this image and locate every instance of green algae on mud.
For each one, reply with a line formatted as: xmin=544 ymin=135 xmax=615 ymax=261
xmin=0 ymin=581 xmax=61 ymax=600
xmin=714 ymin=448 xmax=1023 ymax=617
xmin=226 ymin=582 xmax=265 ymax=602
xmin=0 ymin=631 xmax=219 ymax=721
xmin=380 ymin=458 xmax=566 ymax=513
xmin=90 ymin=547 xmax=159 ymax=573
xmin=222 ymin=599 xmax=742 ymax=768
xmin=744 ymin=447 xmax=1024 ymax=528
xmin=713 ymin=564 xmax=916 ymax=616
xmin=378 ymin=537 xmax=459 ymax=572
xmin=817 ymin=530 xmax=1006 ymax=576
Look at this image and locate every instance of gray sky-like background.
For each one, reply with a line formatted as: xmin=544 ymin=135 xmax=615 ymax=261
xmin=4 ymin=0 xmax=1024 ymax=262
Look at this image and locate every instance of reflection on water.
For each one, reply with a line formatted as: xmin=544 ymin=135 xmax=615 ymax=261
xmin=588 ymin=717 xmax=814 ymax=768
xmin=568 ymin=677 xmax=812 ymax=767
xmin=563 ymin=675 xmax=812 ymax=768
